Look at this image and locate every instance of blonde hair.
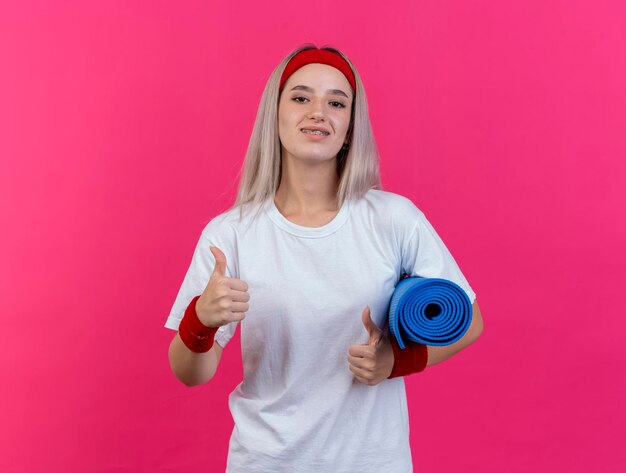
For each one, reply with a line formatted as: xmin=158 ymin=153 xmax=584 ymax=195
xmin=230 ymin=43 xmax=383 ymax=222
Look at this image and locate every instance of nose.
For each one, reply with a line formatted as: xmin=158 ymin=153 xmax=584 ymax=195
xmin=307 ymin=98 xmax=326 ymax=121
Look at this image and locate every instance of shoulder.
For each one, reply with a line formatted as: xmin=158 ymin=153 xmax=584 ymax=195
xmin=201 ymin=200 xmax=265 ymax=240
xmin=349 ymin=189 xmax=427 ymax=247
xmin=360 ymin=189 xmax=425 ymax=223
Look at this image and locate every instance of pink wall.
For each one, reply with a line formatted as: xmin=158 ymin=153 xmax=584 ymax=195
xmin=1 ymin=1 xmax=625 ymax=471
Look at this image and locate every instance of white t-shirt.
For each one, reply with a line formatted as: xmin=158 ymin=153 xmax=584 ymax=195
xmin=165 ymin=189 xmax=476 ymax=473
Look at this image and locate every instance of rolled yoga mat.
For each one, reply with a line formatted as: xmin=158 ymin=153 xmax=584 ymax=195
xmin=388 ymin=276 xmax=473 ymax=348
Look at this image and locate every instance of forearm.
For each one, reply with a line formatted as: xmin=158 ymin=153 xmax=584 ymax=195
xmin=426 ymin=305 xmax=484 ymax=366
xmin=426 ymin=332 xmax=480 ymax=366
xmin=168 ymin=332 xmax=220 ymax=386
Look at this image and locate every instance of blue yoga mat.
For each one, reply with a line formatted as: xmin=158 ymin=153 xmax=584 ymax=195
xmin=388 ymin=276 xmax=473 ymax=348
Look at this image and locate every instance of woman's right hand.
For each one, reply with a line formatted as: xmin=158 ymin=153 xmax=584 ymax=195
xmin=195 ymin=246 xmax=250 ymax=328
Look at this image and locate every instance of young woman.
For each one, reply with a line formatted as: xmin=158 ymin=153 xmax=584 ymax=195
xmin=165 ymin=44 xmax=484 ymax=473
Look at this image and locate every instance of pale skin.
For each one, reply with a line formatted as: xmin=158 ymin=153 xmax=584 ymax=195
xmin=168 ymin=62 xmax=484 ymax=387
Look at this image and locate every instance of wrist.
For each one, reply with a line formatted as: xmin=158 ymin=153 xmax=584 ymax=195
xmin=388 ymin=337 xmax=428 ymax=378
xmin=179 ymin=296 xmax=218 ymax=353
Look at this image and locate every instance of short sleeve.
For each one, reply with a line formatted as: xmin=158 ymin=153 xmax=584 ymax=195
xmin=401 ymin=209 xmax=477 ymax=304
xmin=164 ymin=219 xmax=240 ymax=348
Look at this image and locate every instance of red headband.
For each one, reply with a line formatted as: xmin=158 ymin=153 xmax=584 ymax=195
xmin=279 ymin=49 xmax=356 ymax=93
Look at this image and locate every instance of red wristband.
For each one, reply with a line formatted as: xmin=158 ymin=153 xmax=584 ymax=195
xmin=388 ymin=337 xmax=428 ymax=378
xmin=178 ymin=295 xmax=218 ymax=353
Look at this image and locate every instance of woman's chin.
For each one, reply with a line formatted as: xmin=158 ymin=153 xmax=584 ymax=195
xmin=286 ymin=149 xmax=340 ymax=162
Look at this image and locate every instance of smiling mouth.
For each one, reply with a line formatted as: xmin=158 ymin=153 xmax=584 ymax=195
xmin=301 ymin=129 xmax=330 ymax=136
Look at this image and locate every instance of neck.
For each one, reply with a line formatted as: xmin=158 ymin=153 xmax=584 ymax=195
xmin=274 ymin=153 xmax=339 ymax=215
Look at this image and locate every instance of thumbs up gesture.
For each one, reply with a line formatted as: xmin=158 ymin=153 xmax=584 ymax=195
xmin=347 ymin=306 xmax=394 ymax=385
xmin=194 ymin=246 xmax=250 ymax=328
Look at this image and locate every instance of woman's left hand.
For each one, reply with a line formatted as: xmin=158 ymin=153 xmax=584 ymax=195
xmin=347 ymin=306 xmax=395 ymax=385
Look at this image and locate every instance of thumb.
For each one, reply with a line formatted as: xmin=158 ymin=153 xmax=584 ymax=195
xmin=209 ymin=246 xmax=227 ymax=278
xmin=361 ymin=305 xmax=381 ymax=344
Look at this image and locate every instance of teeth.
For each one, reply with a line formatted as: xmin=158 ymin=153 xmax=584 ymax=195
xmin=302 ymin=129 xmax=329 ymax=136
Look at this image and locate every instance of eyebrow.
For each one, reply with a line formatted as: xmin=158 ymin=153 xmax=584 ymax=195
xmin=289 ymin=85 xmax=350 ymax=99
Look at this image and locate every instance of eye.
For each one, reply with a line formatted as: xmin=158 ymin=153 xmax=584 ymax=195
xmin=291 ymin=96 xmax=347 ymax=109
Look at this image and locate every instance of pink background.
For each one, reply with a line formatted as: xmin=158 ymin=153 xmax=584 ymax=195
xmin=1 ymin=1 xmax=625 ymax=472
